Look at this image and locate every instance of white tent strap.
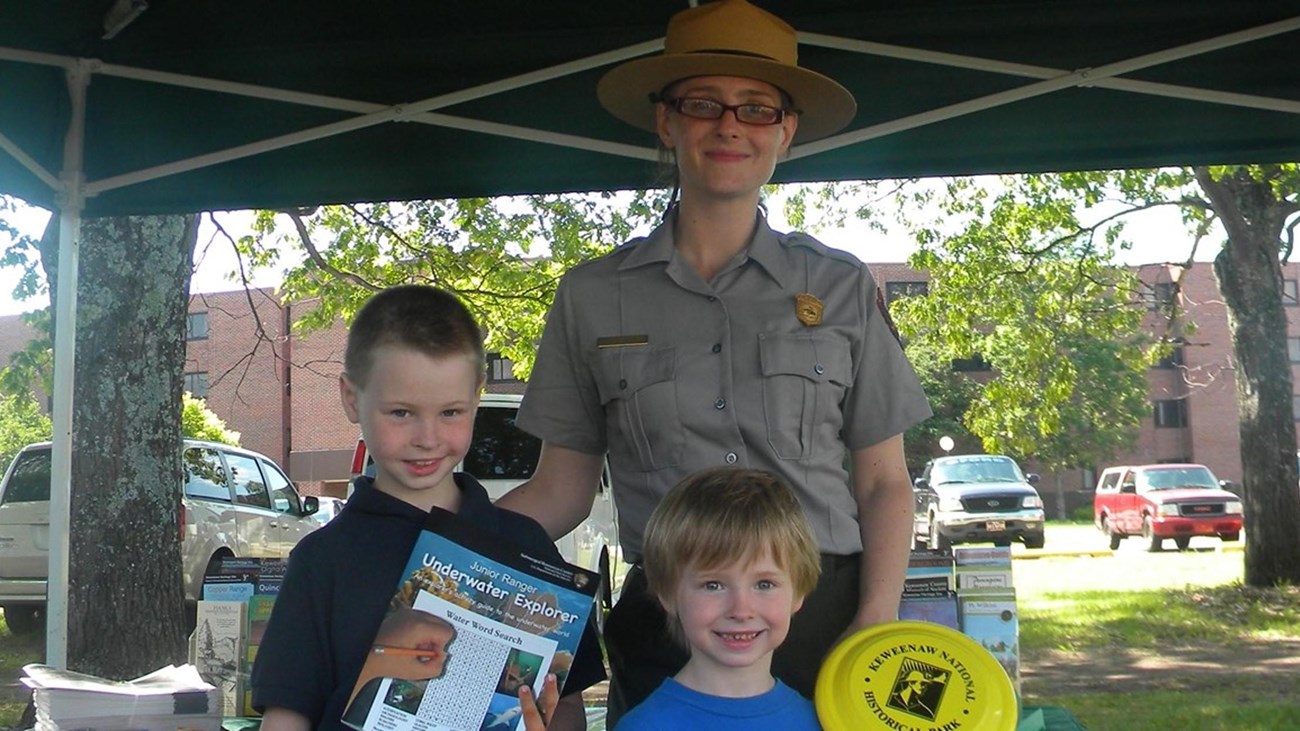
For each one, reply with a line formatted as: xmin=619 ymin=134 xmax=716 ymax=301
xmin=0 ymin=128 xmax=59 ymax=191
xmin=802 ymin=25 xmax=1300 ymax=116
xmin=793 ymin=15 xmax=1300 ymax=159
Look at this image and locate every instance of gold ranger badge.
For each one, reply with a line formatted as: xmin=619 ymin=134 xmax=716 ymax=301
xmin=795 ymin=292 xmax=824 ymax=327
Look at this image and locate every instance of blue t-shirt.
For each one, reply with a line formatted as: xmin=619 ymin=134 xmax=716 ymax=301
xmin=617 ymin=678 xmax=820 ymax=730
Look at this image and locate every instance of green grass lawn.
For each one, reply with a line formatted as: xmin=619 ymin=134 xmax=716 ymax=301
xmin=0 ymin=617 xmax=40 ymax=728
xmin=1016 ymin=544 xmax=1300 ymax=730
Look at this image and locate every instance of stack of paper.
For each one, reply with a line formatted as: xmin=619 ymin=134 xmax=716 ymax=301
xmin=21 ymin=663 xmax=221 ymax=731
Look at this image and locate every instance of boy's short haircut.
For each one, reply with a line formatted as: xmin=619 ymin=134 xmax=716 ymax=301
xmin=343 ymin=284 xmax=486 ymax=388
xmin=642 ymin=467 xmax=822 ymax=604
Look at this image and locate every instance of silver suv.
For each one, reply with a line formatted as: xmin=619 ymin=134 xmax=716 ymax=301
xmin=912 ymin=454 xmax=1046 ymax=550
xmin=0 ymin=440 xmax=320 ymax=633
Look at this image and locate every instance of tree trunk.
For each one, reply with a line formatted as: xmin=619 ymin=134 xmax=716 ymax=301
xmin=1198 ymin=167 xmax=1300 ymax=587
xmin=43 ymin=214 xmax=198 ymax=677
xmin=1053 ymin=471 xmax=1067 ymax=521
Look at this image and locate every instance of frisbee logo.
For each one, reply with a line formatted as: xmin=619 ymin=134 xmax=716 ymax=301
xmin=815 ymin=622 xmax=1018 ymax=731
xmin=886 ymin=659 xmax=949 ymax=721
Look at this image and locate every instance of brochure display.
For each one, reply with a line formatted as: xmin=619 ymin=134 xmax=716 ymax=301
xmin=899 ymin=549 xmax=959 ymax=630
xmin=191 ymin=600 xmax=246 ymax=717
xmin=188 ymin=556 xmax=286 ymax=718
xmin=953 ymin=545 xmax=1020 ymax=703
xmin=815 ymin=621 xmax=1017 ymax=731
xmin=342 ymin=510 xmax=599 ymax=731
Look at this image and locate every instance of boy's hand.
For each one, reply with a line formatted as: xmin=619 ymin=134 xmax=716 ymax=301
xmin=368 ymin=607 xmax=457 ymax=681
xmin=518 ymin=673 xmax=560 ymax=730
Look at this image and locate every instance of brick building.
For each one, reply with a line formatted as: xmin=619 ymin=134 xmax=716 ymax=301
xmin=872 ymin=260 xmax=1300 ymax=511
xmin=2 ymin=261 xmax=1297 ymax=503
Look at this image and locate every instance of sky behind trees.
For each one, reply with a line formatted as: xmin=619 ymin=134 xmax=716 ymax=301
xmin=0 ymin=184 xmax=1220 ymax=317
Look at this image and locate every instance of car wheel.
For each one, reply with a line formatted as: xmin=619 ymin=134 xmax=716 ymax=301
xmin=1219 ymin=532 xmax=1240 ymax=542
xmin=1142 ymin=516 xmax=1163 ymax=552
xmin=1101 ymin=516 xmax=1123 ymax=550
xmin=1023 ymin=533 xmax=1045 ymax=550
xmin=3 ymin=605 xmax=43 ymax=635
xmin=992 ymin=538 xmax=1012 ymax=547
xmin=928 ymin=516 xmax=951 ymax=551
xmin=1174 ymin=536 xmax=1192 ymax=551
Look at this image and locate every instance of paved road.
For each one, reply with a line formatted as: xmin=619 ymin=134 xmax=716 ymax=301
xmin=1010 ymin=522 xmax=1243 ymax=558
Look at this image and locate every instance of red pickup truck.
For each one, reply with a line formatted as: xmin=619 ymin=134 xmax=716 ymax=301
xmin=1093 ymin=463 xmax=1243 ymax=551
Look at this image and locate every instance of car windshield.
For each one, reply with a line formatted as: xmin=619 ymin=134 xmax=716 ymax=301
xmin=931 ymin=457 xmax=1024 ymax=485
xmin=1137 ymin=467 xmax=1218 ymax=491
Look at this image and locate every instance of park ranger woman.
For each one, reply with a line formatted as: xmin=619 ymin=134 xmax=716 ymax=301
xmin=498 ymin=0 xmax=932 ymax=723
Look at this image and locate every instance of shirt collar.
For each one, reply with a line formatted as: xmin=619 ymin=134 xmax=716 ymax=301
xmin=618 ymin=208 xmax=791 ymax=289
xmin=348 ymin=472 xmax=496 ymax=527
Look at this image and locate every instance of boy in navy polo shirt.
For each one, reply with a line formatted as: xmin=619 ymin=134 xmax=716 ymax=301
xmin=251 ymin=285 xmax=603 ymax=731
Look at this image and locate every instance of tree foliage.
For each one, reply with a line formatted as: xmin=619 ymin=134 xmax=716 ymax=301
xmin=895 ymin=336 xmax=981 ymax=475
xmin=0 ymin=391 xmax=51 ymax=468
xmin=891 ymin=174 xmax=1156 ymax=470
xmin=794 ymin=167 xmax=1300 ymax=586
xmin=236 ymin=192 xmax=668 ymax=379
xmin=181 ymin=393 xmax=240 ymax=445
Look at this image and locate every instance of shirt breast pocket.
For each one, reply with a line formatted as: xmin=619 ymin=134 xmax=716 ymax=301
xmin=759 ymin=334 xmax=851 ymax=461
xmin=594 ymin=346 xmax=684 ymax=472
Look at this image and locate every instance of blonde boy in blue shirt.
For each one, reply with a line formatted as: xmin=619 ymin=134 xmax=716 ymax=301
xmin=618 ymin=467 xmax=823 ymax=730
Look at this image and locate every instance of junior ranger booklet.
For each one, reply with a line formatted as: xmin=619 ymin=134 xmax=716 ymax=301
xmin=342 ymin=509 xmax=599 ymax=731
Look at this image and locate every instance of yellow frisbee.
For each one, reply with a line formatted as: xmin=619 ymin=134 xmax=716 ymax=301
xmin=816 ymin=620 xmax=1018 ymax=731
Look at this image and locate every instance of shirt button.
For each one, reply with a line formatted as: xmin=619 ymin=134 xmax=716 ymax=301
xmin=814 ymin=363 xmax=825 ymax=375
xmin=712 ymin=343 xmax=722 ymax=354
xmin=725 ymin=452 xmax=738 ymax=464
xmin=714 ymin=398 xmax=726 ymax=410
xmin=707 ymin=296 xmax=717 ymax=302
xmin=618 ymin=379 xmax=627 ymax=389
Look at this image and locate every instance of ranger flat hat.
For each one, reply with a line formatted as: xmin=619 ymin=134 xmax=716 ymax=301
xmin=597 ymin=0 xmax=857 ymax=143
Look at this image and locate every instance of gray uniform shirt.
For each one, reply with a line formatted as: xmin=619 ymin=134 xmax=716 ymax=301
xmin=517 ymin=212 xmax=932 ymax=560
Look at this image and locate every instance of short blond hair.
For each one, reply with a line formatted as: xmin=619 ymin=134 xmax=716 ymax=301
xmin=643 ymin=467 xmax=821 ymax=607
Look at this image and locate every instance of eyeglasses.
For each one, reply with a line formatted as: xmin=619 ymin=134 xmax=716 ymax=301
xmin=666 ymin=97 xmax=786 ymax=125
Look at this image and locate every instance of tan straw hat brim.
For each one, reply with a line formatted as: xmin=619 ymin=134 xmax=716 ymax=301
xmin=597 ymin=53 xmax=857 ymax=144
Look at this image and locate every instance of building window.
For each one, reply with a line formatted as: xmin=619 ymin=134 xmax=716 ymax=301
xmin=186 ymin=311 xmax=209 ymax=341
xmin=885 ymin=281 xmax=928 ymax=304
xmin=1153 ymin=399 xmax=1187 ymax=428
xmin=184 ymin=371 xmax=210 ymax=398
xmin=951 ymin=354 xmax=992 ymax=372
xmin=486 ymin=353 xmax=517 ymax=384
xmin=1289 ymin=336 xmax=1300 ymax=364
xmin=1146 ymin=282 xmax=1178 ymax=311
xmin=1285 ymin=279 xmax=1299 ymax=307
xmin=1154 ymin=346 xmax=1184 ymax=369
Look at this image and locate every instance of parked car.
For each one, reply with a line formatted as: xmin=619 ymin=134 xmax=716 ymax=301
xmin=0 ymin=440 xmax=319 ymax=633
xmin=1093 ymin=463 xmax=1242 ymax=552
xmin=350 ymin=393 xmax=620 ymax=582
xmin=912 ymin=454 xmax=1046 ymax=550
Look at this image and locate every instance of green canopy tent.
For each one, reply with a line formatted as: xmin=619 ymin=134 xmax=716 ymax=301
xmin=2 ymin=0 xmax=1300 ymax=668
